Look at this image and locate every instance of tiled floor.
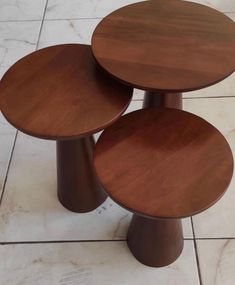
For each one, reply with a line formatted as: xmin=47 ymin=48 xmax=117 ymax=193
xmin=0 ymin=0 xmax=234 ymax=284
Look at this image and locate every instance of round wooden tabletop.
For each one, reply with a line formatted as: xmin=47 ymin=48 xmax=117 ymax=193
xmin=92 ymin=0 xmax=235 ymax=93
xmin=94 ymin=108 xmax=234 ymax=219
xmin=0 ymin=44 xmax=132 ymax=140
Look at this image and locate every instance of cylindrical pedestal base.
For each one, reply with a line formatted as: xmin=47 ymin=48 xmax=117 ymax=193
xmin=143 ymin=92 xmax=183 ymax=109
xmin=127 ymin=214 xmax=184 ymax=267
xmin=57 ymin=136 xmax=107 ymax=212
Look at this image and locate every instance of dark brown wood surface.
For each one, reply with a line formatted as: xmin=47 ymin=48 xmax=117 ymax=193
xmin=92 ymin=0 xmax=235 ymax=92
xmin=143 ymin=92 xmax=182 ymax=109
xmin=0 ymin=44 xmax=132 ymax=140
xmin=57 ymin=136 xmax=107 ymax=212
xmin=127 ymin=214 xmax=183 ymax=267
xmin=94 ymin=108 xmax=234 ymax=219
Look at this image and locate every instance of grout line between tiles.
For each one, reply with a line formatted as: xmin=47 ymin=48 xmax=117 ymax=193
xmin=132 ymin=96 xmax=235 ymax=101
xmin=0 ymin=130 xmax=18 ymax=206
xmin=0 ymin=1 xmax=48 ymax=206
xmin=191 ymin=217 xmax=203 ymax=285
xmin=0 ymin=237 xmax=234 ymax=246
xmin=29 ymin=12 xmax=235 ymax=21
xmin=0 ymin=238 xmax=197 ymax=245
xmin=44 ymin=17 xmax=103 ymax=21
xmin=0 ymin=11 xmax=233 ymax=23
xmin=0 ymin=17 xmax=103 ymax=24
xmin=0 ymin=19 xmax=41 ymax=23
xmin=183 ymin=96 xmax=235 ymax=99
xmin=133 ymin=97 xmax=235 ymax=101
xmin=36 ymin=0 xmax=49 ymax=50
xmin=195 ymin=237 xmax=235 ymax=240
xmin=0 ymin=240 xmax=126 ymax=245
xmin=0 ymin=12 xmax=233 ymax=23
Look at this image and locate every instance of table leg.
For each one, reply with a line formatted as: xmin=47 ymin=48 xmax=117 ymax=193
xmin=57 ymin=136 xmax=107 ymax=212
xmin=127 ymin=214 xmax=184 ymax=267
xmin=143 ymin=92 xmax=183 ymax=109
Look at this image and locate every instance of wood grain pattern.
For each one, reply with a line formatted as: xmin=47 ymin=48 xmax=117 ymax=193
xmin=94 ymin=108 xmax=234 ymax=219
xmin=0 ymin=44 xmax=132 ymax=140
xmin=92 ymin=0 xmax=235 ymax=92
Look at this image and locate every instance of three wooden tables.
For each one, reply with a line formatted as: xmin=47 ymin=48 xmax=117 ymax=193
xmin=0 ymin=0 xmax=234 ymax=269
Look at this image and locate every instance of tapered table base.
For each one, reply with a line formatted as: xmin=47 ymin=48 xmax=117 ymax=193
xmin=57 ymin=136 xmax=107 ymax=212
xmin=127 ymin=214 xmax=184 ymax=267
xmin=143 ymin=92 xmax=183 ymax=109
xmin=135 ymin=92 xmax=183 ymax=266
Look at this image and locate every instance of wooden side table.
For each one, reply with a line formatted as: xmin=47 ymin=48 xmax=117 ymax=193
xmin=91 ymin=0 xmax=235 ymax=109
xmin=94 ymin=108 xmax=233 ymax=267
xmin=0 ymin=44 xmax=132 ymax=213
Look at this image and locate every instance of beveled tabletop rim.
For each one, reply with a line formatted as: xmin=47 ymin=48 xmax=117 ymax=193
xmin=91 ymin=0 xmax=235 ymax=93
xmin=92 ymin=53 xmax=235 ymax=93
xmin=97 ymin=181 xmax=232 ymax=220
xmin=0 ymin=101 xmax=133 ymax=141
xmin=0 ymin=44 xmax=133 ymax=141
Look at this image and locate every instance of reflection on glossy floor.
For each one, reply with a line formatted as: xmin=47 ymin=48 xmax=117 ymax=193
xmin=0 ymin=1 xmax=235 ymax=284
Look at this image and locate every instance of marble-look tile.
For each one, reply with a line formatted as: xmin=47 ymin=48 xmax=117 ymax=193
xmin=125 ymin=100 xmax=142 ymax=113
xmin=185 ymin=0 xmax=235 ymax=12
xmin=0 ymin=132 xmax=130 ymax=242
xmin=0 ymin=66 xmax=9 ymax=79
xmin=45 ymin=0 xmax=143 ymax=19
xmin=0 ymin=21 xmax=41 ymax=68
xmin=0 ymin=100 xmax=192 ymax=241
xmin=39 ymin=19 xmax=101 ymax=48
xmin=225 ymin=12 xmax=235 ymax=21
xmin=0 ymin=67 xmax=16 ymax=198
xmin=197 ymin=240 xmax=235 ymax=285
xmin=183 ymin=218 xmax=193 ymax=238
xmin=45 ymin=0 xmax=235 ymax=19
xmin=0 ymin=241 xmax=199 ymax=285
xmin=0 ymin=0 xmax=47 ymax=21
xmin=0 ymin=114 xmax=16 ymax=198
xmin=183 ymin=97 xmax=235 ymax=238
xmin=133 ymin=89 xmax=144 ymax=100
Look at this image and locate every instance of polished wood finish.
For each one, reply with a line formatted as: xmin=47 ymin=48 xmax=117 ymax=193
xmin=143 ymin=92 xmax=182 ymax=109
xmin=92 ymin=0 xmax=235 ymax=93
xmin=95 ymin=108 xmax=233 ymax=266
xmin=127 ymin=215 xmax=183 ymax=267
xmin=57 ymin=136 xmax=107 ymax=213
xmin=0 ymin=44 xmax=132 ymax=140
xmin=94 ymin=108 xmax=233 ymax=219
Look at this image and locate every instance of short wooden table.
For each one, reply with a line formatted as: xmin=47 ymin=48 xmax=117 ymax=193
xmin=0 ymin=44 xmax=132 ymax=213
xmin=94 ymin=108 xmax=234 ymax=267
xmin=92 ymin=0 xmax=235 ymax=109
